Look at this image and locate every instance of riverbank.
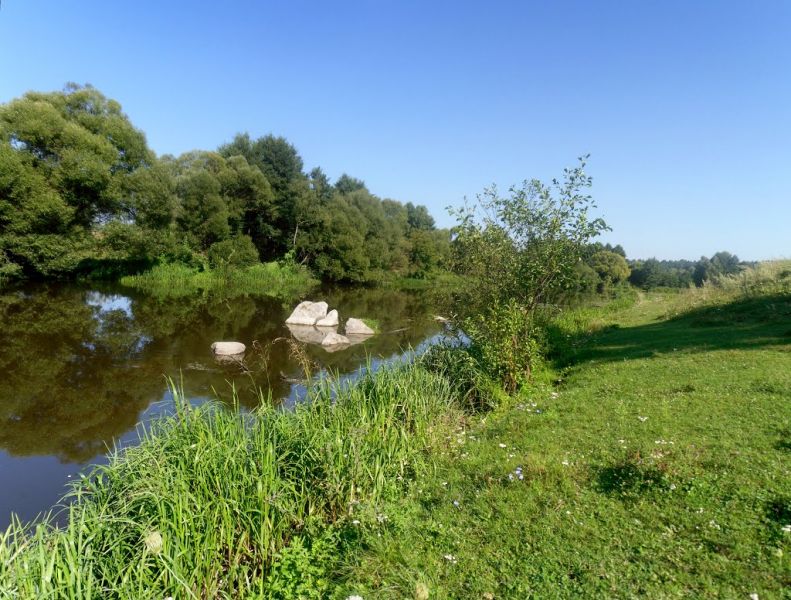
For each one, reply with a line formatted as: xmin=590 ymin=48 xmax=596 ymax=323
xmin=337 ymin=287 xmax=791 ymax=598
xmin=2 ymin=283 xmax=789 ymax=597
xmin=119 ymin=261 xmax=319 ymax=299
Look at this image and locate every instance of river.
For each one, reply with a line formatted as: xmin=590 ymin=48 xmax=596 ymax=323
xmin=0 ymin=282 xmax=452 ymax=528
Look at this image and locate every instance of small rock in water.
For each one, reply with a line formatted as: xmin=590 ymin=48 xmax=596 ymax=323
xmin=285 ymin=301 xmax=329 ymax=325
xmin=210 ymin=341 xmax=246 ymax=356
xmin=316 ymin=309 xmax=339 ymax=327
xmin=346 ymin=318 xmax=375 ymax=336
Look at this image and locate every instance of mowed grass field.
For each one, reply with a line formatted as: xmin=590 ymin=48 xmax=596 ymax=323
xmin=339 ymin=290 xmax=791 ymax=598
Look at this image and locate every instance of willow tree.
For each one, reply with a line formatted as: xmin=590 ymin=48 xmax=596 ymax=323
xmin=0 ymin=84 xmax=160 ymax=277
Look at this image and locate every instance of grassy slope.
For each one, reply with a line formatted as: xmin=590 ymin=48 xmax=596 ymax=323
xmin=339 ymin=291 xmax=791 ymax=598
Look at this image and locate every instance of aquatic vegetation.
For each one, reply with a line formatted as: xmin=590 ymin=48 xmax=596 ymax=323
xmin=119 ymin=261 xmax=318 ymax=299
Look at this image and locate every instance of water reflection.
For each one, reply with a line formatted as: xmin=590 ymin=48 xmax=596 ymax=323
xmin=0 ymin=283 xmax=451 ymax=526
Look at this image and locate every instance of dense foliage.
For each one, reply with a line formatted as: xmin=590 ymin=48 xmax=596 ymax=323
xmin=447 ymin=156 xmax=610 ymax=391
xmin=628 ymin=250 xmax=746 ymax=289
xmin=0 ymin=85 xmax=450 ymax=284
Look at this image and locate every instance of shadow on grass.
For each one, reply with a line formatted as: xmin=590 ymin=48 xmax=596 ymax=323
xmin=776 ymin=429 xmax=791 ymax=452
xmin=592 ymin=457 xmax=671 ymax=501
xmin=550 ymin=293 xmax=791 ymax=367
xmin=765 ymin=496 xmax=791 ymax=527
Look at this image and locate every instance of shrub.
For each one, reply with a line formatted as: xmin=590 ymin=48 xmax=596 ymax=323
xmin=464 ymin=300 xmax=542 ymax=393
xmin=207 ymin=235 xmax=259 ymax=269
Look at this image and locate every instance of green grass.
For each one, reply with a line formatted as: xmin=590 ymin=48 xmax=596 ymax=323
xmin=381 ymin=271 xmax=465 ymax=291
xmin=0 ymin=367 xmax=463 ymax=598
xmin=361 ymin=318 xmax=381 ymax=332
xmin=119 ymin=261 xmax=318 ymax=299
xmin=337 ymin=289 xmax=791 ymax=598
xmin=2 ymin=276 xmax=789 ymax=598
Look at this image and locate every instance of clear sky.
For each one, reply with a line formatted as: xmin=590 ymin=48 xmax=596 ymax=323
xmin=1 ymin=1 xmax=789 ymax=260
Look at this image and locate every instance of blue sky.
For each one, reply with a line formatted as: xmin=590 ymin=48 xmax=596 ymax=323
xmin=1 ymin=1 xmax=789 ymax=260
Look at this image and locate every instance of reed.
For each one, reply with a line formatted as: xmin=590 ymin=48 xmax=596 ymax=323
xmin=0 ymin=364 xmax=460 ymax=598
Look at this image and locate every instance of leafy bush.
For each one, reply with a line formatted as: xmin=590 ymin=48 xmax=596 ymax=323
xmin=450 ymin=157 xmax=607 ymax=392
xmin=465 ymin=300 xmax=543 ymax=393
xmin=207 ymin=234 xmax=260 ymax=269
xmin=265 ymin=523 xmax=338 ymax=599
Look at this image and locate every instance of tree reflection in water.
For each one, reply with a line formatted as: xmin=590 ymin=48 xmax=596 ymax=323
xmin=0 ymin=282 xmax=452 ymax=526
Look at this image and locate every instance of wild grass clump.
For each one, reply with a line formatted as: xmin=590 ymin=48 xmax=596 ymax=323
xmin=712 ymin=259 xmax=791 ymax=297
xmin=119 ymin=260 xmax=318 ymax=299
xmin=0 ymin=365 xmax=460 ymax=598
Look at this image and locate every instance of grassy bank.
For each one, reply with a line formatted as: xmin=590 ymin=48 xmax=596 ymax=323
xmin=337 ymin=287 xmax=791 ymax=598
xmin=119 ymin=261 xmax=318 ymax=299
xmin=379 ymin=271 xmax=465 ymax=291
xmin=0 ymin=367 xmax=463 ymax=598
xmin=2 ymin=275 xmax=788 ymax=598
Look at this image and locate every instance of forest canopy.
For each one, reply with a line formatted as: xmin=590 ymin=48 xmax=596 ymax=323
xmin=0 ymin=85 xmax=450 ymax=283
xmin=1 ymin=85 xmax=749 ymax=291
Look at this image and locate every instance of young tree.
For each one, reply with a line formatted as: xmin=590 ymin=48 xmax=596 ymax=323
xmin=452 ymin=155 xmax=609 ymax=311
xmin=450 ymin=156 xmax=609 ymax=390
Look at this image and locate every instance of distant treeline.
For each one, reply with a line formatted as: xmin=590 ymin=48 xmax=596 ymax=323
xmin=0 ymin=85 xmax=450 ymax=283
xmin=574 ymin=243 xmax=749 ymax=292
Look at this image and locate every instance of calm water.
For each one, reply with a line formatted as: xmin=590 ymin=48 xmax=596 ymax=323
xmin=0 ymin=282 xmax=451 ymax=528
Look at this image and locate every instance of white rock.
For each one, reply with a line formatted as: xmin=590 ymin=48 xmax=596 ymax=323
xmin=287 ymin=324 xmax=333 ymax=344
xmin=321 ymin=332 xmax=351 ymax=347
xmin=346 ymin=318 xmax=375 ymax=336
xmin=285 ymin=301 xmax=329 ymax=325
xmin=211 ymin=341 xmax=246 ymax=356
xmin=315 ymin=309 xmax=339 ymax=327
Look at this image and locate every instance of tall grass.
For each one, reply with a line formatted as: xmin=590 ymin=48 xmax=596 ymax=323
xmin=119 ymin=261 xmax=318 ymax=299
xmin=712 ymin=258 xmax=791 ymax=296
xmin=0 ymin=365 xmax=461 ymax=598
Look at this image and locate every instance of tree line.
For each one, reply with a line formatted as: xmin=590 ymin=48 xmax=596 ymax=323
xmin=0 ymin=84 xmax=450 ymax=283
xmin=573 ymin=245 xmax=748 ymax=294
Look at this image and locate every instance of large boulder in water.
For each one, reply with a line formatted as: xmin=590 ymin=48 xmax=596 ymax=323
xmin=345 ymin=318 xmax=375 ymax=336
xmin=316 ymin=309 xmax=339 ymax=327
xmin=285 ymin=301 xmax=329 ymax=325
xmin=211 ymin=341 xmax=246 ymax=356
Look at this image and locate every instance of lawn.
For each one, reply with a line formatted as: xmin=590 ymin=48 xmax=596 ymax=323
xmin=338 ymin=291 xmax=791 ymax=598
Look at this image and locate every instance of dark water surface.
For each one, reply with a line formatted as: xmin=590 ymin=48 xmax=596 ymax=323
xmin=0 ymin=282 xmax=451 ymax=528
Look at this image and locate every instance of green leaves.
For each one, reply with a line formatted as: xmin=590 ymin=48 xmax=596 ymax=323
xmin=452 ymin=156 xmax=609 ymax=311
xmin=0 ymin=85 xmax=155 ymax=278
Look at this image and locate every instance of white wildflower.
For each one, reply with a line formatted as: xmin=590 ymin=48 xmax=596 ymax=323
xmin=143 ymin=531 xmax=163 ymax=555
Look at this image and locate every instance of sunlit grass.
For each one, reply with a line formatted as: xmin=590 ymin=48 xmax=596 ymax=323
xmin=0 ymin=366 xmax=461 ymax=598
xmin=337 ymin=283 xmax=791 ymax=598
xmin=119 ymin=261 xmax=318 ymax=299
